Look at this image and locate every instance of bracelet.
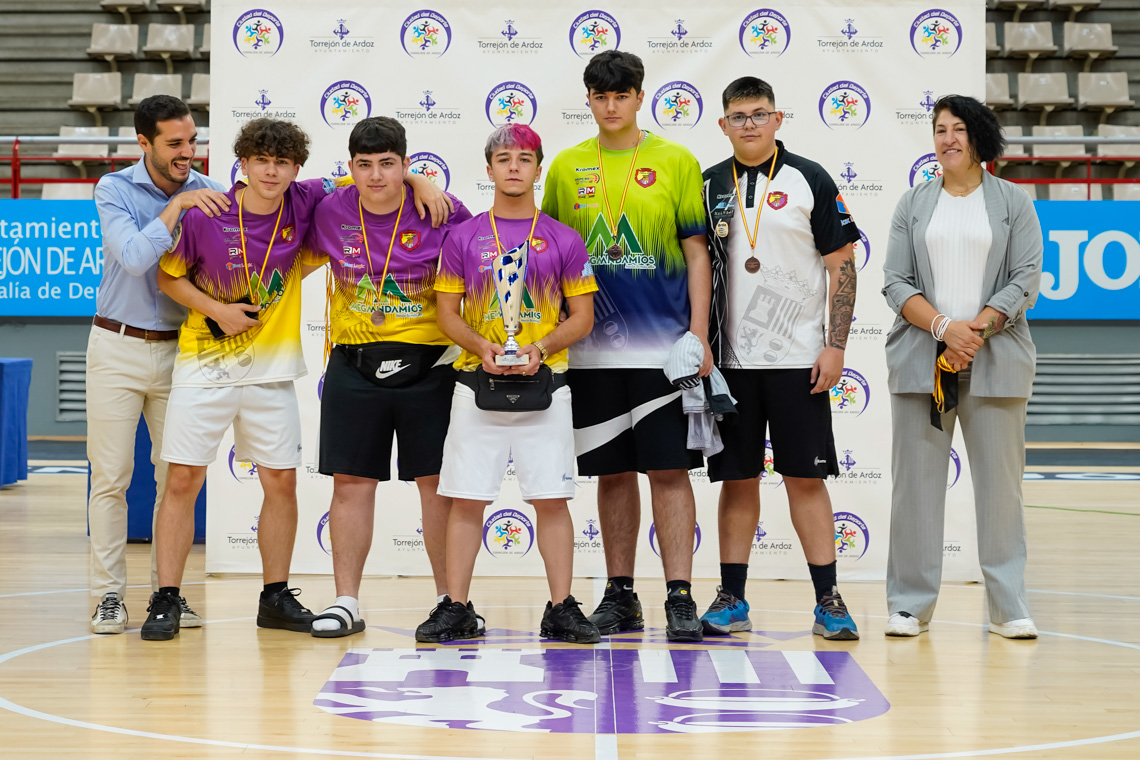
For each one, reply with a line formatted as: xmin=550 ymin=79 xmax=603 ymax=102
xmin=533 ymin=340 xmax=549 ymax=362
xmin=930 ymin=313 xmax=947 ymax=339
xmin=934 ymin=317 xmax=951 ymax=342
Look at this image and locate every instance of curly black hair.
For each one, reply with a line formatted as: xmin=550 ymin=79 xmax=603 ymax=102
xmin=932 ymin=95 xmax=1006 ymax=163
xmin=232 ymin=118 xmax=310 ymax=165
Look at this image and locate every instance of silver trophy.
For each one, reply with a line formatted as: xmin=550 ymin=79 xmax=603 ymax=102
xmin=492 ymin=240 xmax=530 ymax=367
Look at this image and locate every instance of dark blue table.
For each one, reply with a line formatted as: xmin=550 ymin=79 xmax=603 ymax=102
xmin=0 ymin=358 xmax=32 ymax=487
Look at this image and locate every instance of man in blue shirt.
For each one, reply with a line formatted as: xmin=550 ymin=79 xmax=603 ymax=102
xmin=88 ymin=95 xmax=230 ymax=634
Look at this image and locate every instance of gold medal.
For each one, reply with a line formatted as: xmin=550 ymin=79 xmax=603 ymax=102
xmin=596 ymin=133 xmax=643 ymax=264
xmin=732 ymin=146 xmax=779 ymax=275
xmin=715 ymin=220 xmax=729 ymax=238
xmin=607 ymin=243 xmax=623 ymax=260
xmin=356 ymin=191 xmax=405 ymax=329
xmin=744 ymin=257 xmax=761 ymax=274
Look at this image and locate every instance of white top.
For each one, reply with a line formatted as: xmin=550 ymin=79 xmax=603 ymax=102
xmin=926 ymin=187 xmax=992 ymax=321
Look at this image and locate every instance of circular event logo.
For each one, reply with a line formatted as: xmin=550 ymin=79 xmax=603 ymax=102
xmin=759 ymin=439 xmax=783 ymax=486
xmin=834 ymin=511 xmax=870 ymax=560
xmin=652 ymin=81 xmax=703 ymax=130
xmin=739 ymin=8 xmax=791 ymax=58
xmin=854 ymin=229 xmax=871 ymax=272
xmin=233 ymin=9 xmax=283 ymax=57
xmin=830 ymin=367 xmax=871 ymax=416
xmin=317 ymin=372 xmax=325 ymax=400
xmin=819 ymin=81 xmax=872 ymax=130
xmin=483 ymin=509 xmax=535 ymax=558
xmin=401 ymin=10 xmax=452 ymax=58
xmin=570 ymin=10 xmax=621 ymax=58
xmin=485 ymin=82 xmax=538 ymax=126
xmin=230 ymin=158 xmax=242 ymax=185
xmin=648 ymin=522 xmax=702 ymax=557
xmin=321 ymin=80 xmax=371 ymax=128
xmin=228 ymin=446 xmax=259 ymax=482
xmin=407 ymin=151 xmax=450 ymax=191
xmin=948 ymin=447 xmax=962 ymax=489
xmin=317 ymin=511 xmax=332 ymax=556
xmin=911 ymin=9 xmax=962 ymax=58
xmin=910 ymin=152 xmax=943 ymax=186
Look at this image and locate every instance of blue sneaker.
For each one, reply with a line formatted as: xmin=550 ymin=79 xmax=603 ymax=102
xmin=812 ymin=590 xmax=859 ymax=640
xmin=700 ymin=586 xmax=752 ymax=635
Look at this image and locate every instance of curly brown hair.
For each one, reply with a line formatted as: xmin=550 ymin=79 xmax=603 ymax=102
xmin=232 ymin=118 xmax=310 ymax=165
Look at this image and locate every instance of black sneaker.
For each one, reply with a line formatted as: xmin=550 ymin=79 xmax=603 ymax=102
xmin=587 ymin=582 xmax=644 ymax=635
xmin=257 ymin=587 xmax=315 ymax=632
xmin=664 ymin=587 xmax=703 ymax=642
xmin=541 ymin=595 xmax=601 ymax=644
xmin=415 ymin=597 xmax=482 ymax=643
xmin=141 ymin=591 xmax=181 ymax=641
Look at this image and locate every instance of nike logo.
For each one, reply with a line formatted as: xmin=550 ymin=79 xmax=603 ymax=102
xmin=375 ymin=360 xmax=409 ymax=379
xmin=814 ymin=457 xmax=826 ymax=465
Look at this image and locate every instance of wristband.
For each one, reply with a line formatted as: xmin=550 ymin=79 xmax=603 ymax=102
xmin=930 ymin=313 xmax=947 ymax=339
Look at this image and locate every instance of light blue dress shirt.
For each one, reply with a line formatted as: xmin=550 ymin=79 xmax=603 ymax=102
xmin=93 ymin=158 xmax=225 ymax=331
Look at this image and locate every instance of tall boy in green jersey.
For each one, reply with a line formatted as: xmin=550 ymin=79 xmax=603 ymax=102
xmin=541 ymin=50 xmax=713 ymax=642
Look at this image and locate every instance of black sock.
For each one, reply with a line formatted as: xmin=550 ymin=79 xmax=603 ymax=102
xmin=666 ymin=579 xmax=692 ymax=596
xmin=807 ymin=561 xmax=837 ymax=604
xmin=158 ymin=586 xmax=180 ymax=599
xmin=262 ymin=581 xmax=288 ymax=598
xmin=607 ymin=576 xmax=634 ymax=595
xmin=720 ymin=563 xmax=748 ymax=602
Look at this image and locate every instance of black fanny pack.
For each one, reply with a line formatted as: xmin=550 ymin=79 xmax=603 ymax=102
xmin=338 ymin=342 xmax=448 ymax=388
xmin=459 ymin=365 xmax=565 ymax=412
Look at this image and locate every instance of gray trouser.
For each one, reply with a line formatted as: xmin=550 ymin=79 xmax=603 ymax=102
xmin=886 ymin=377 xmax=1031 ymax=624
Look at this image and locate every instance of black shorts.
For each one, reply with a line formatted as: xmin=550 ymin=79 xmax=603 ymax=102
xmin=708 ymin=368 xmax=838 ymax=482
xmin=569 ymin=368 xmax=704 ymax=476
xmin=318 ymin=346 xmax=456 ymax=482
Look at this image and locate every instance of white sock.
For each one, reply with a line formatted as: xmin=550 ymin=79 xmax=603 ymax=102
xmin=436 ymin=594 xmax=448 ymax=605
xmin=312 ymin=595 xmax=359 ymax=632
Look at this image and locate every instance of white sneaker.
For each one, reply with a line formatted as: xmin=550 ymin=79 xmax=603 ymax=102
xmin=179 ymin=596 xmax=203 ymax=628
xmin=989 ymin=618 xmax=1037 ymax=639
xmin=91 ymin=592 xmax=128 ymax=634
xmin=885 ymin=612 xmax=928 ymax=637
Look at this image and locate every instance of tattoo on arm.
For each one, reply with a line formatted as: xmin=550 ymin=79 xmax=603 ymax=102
xmin=979 ymin=313 xmax=1008 ymax=340
xmin=828 ymin=257 xmax=857 ymax=350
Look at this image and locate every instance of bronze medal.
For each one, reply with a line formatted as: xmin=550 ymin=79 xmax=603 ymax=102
xmin=370 ymin=309 xmax=385 ymax=327
xmin=715 ymin=220 xmax=729 ymax=238
xmin=744 ymin=256 xmax=760 ymax=274
xmin=607 ymin=243 xmax=624 ymax=260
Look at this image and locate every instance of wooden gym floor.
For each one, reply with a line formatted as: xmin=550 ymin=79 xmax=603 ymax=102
xmin=0 ymin=457 xmax=1138 ymax=759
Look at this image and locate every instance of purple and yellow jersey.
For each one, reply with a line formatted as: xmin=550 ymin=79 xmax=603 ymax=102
xmin=302 ymin=183 xmax=470 ymax=346
xmin=159 ymin=178 xmax=328 ymax=387
xmin=436 ymin=211 xmax=597 ymax=372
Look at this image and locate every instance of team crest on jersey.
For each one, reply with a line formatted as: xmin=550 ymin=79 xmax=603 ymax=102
xmin=531 ymin=237 xmax=548 ymax=254
xmin=767 ymin=191 xmax=788 ymax=210
xmin=635 ymin=168 xmax=656 ymax=187
xmin=281 ymin=226 xmax=295 ymax=242
xmin=399 ymin=230 xmax=421 ymax=251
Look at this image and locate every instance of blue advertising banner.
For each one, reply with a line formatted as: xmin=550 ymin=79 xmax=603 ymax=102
xmin=0 ymin=200 xmax=103 ymax=317
xmin=1031 ymin=200 xmax=1140 ymax=320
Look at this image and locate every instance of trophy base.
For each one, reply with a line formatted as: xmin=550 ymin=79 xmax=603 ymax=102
xmin=495 ymin=353 xmax=530 ymax=367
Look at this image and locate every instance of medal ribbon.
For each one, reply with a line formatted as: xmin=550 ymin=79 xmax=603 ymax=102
xmin=487 ymin=207 xmax=540 ymax=257
xmin=595 ymin=132 xmax=643 ymax=251
xmin=237 ymin=189 xmax=284 ymax=306
xmin=731 ymin=144 xmax=779 ymax=255
xmin=359 ymin=186 xmax=406 ymax=318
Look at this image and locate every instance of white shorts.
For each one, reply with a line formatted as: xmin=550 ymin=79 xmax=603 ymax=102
xmin=161 ymin=381 xmax=302 ymax=469
xmin=438 ymin=383 xmax=576 ymax=502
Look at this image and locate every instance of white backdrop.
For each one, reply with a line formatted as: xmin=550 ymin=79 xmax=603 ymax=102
xmin=206 ymin=1 xmax=985 ymax=582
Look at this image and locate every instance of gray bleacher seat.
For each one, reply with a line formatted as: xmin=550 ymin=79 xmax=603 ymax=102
xmin=993 ymin=1 xmax=1046 ymax=24
xmin=1017 ymin=72 xmax=1074 ymax=111
xmin=186 ymin=73 xmax=209 ymax=109
xmin=128 ymin=73 xmax=183 ymax=106
xmin=1112 ymin=183 xmax=1140 ymax=200
xmin=1003 ymin=22 xmax=1057 ymax=70
xmin=1077 ymin=72 xmax=1135 ymax=113
xmin=112 ymin=126 xmax=144 ymax=160
xmin=154 ymin=0 xmax=206 ymax=25
xmin=52 ymin=127 xmax=110 ymax=161
xmin=142 ymin=24 xmax=195 ymax=74
xmin=100 ymin=0 xmax=149 ymax=25
xmin=1001 ymin=125 xmax=1027 ymax=157
xmin=1049 ymin=183 xmax=1102 ymax=200
xmin=86 ymin=24 xmax=139 ymax=71
xmin=986 ymin=73 xmax=1013 ymax=109
xmin=68 ymin=72 xmax=123 ymax=125
xmin=1016 ymin=182 xmax=1038 ymax=201
xmin=199 ymin=23 xmax=211 ymax=58
xmin=1096 ymin=124 xmax=1140 ymax=159
xmin=193 ymin=126 xmax=209 ymax=160
xmin=987 ymin=23 xmax=999 ymax=57
xmin=42 ymin=184 xmax=96 ymax=201
xmin=1031 ymin=125 xmax=1087 ymax=158
xmin=1048 ymin=0 xmax=1101 ymax=15
xmin=1063 ymin=22 xmax=1117 ymax=70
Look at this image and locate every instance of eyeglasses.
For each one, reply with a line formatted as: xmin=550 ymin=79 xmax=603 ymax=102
xmin=726 ymin=111 xmax=774 ymax=128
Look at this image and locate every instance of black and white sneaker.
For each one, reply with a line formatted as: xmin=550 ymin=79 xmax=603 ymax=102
xmin=91 ymin=592 xmax=127 ymax=635
xmin=179 ymin=596 xmax=203 ymax=628
xmin=141 ymin=591 xmax=181 ymax=641
xmin=587 ymin=582 xmax=644 ymax=635
xmin=415 ymin=597 xmax=482 ymax=643
xmin=257 ymin=587 xmax=315 ymax=632
xmin=664 ymin=587 xmax=703 ymax=642
xmin=541 ymin=595 xmax=601 ymax=644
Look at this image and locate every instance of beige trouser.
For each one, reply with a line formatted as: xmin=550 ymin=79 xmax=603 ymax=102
xmin=86 ymin=324 xmax=178 ymax=599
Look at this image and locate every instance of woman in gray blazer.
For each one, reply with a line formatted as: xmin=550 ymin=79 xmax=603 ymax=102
xmin=881 ymin=95 xmax=1042 ymax=639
